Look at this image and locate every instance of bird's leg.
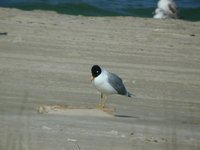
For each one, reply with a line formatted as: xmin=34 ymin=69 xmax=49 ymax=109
xmin=101 ymin=93 xmax=103 ymax=99
xmin=102 ymin=95 xmax=108 ymax=108
xmin=96 ymin=93 xmax=104 ymax=108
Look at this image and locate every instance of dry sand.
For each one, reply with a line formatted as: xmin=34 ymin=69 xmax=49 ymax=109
xmin=0 ymin=8 xmax=200 ymax=150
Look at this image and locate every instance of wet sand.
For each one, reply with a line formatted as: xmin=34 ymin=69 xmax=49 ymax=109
xmin=0 ymin=8 xmax=200 ymax=150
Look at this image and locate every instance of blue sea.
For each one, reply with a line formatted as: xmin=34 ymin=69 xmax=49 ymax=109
xmin=0 ymin=0 xmax=200 ymax=21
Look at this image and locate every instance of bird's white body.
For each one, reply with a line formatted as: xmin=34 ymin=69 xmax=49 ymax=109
xmin=153 ymin=0 xmax=179 ymax=19
xmin=92 ymin=69 xmax=117 ymax=95
xmin=154 ymin=8 xmax=168 ymax=19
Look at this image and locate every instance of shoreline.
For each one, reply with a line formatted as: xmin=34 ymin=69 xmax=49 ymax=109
xmin=0 ymin=6 xmax=200 ymax=21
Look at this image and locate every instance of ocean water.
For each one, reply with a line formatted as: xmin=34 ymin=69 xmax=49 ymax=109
xmin=0 ymin=0 xmax=200 ymax=21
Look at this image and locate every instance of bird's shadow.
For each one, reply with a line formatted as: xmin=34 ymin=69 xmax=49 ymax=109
xmin=114 ymin=114 xmax=138 ymax=119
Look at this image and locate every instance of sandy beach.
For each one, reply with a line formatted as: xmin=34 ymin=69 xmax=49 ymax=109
xmin=0 ymin=8 xmax=200 ymax=150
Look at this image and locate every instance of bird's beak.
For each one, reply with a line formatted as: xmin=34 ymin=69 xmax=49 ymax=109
xmin=90 ymin=76 xmax=95 ymax=81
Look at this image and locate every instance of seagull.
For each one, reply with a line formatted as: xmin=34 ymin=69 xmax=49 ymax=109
xmin=153 ymin=0 xmax=179 ymax=19
xmin=91 ymin=65 xmax=133 ymax=108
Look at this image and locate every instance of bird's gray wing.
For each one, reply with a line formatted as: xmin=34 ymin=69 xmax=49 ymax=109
xmin=107 ymin=72 xmax=127 ymax=95
xmin=168 ymin=3 xmax=178 ymax=14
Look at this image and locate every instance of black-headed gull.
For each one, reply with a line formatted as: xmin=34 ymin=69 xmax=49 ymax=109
xmin=91 ymin=65 xmax=133 ymax=108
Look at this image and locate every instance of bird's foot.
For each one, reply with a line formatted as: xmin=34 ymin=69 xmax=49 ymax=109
xmin=96 ymin=103 xmax=106 ymax=109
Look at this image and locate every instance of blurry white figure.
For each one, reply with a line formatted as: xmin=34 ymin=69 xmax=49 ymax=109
xmin=153 ymin=0 xmax=179 ymax=19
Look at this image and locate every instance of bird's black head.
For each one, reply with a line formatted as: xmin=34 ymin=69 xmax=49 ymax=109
xmin=91 ymin=65 xmax=102 ymax=77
